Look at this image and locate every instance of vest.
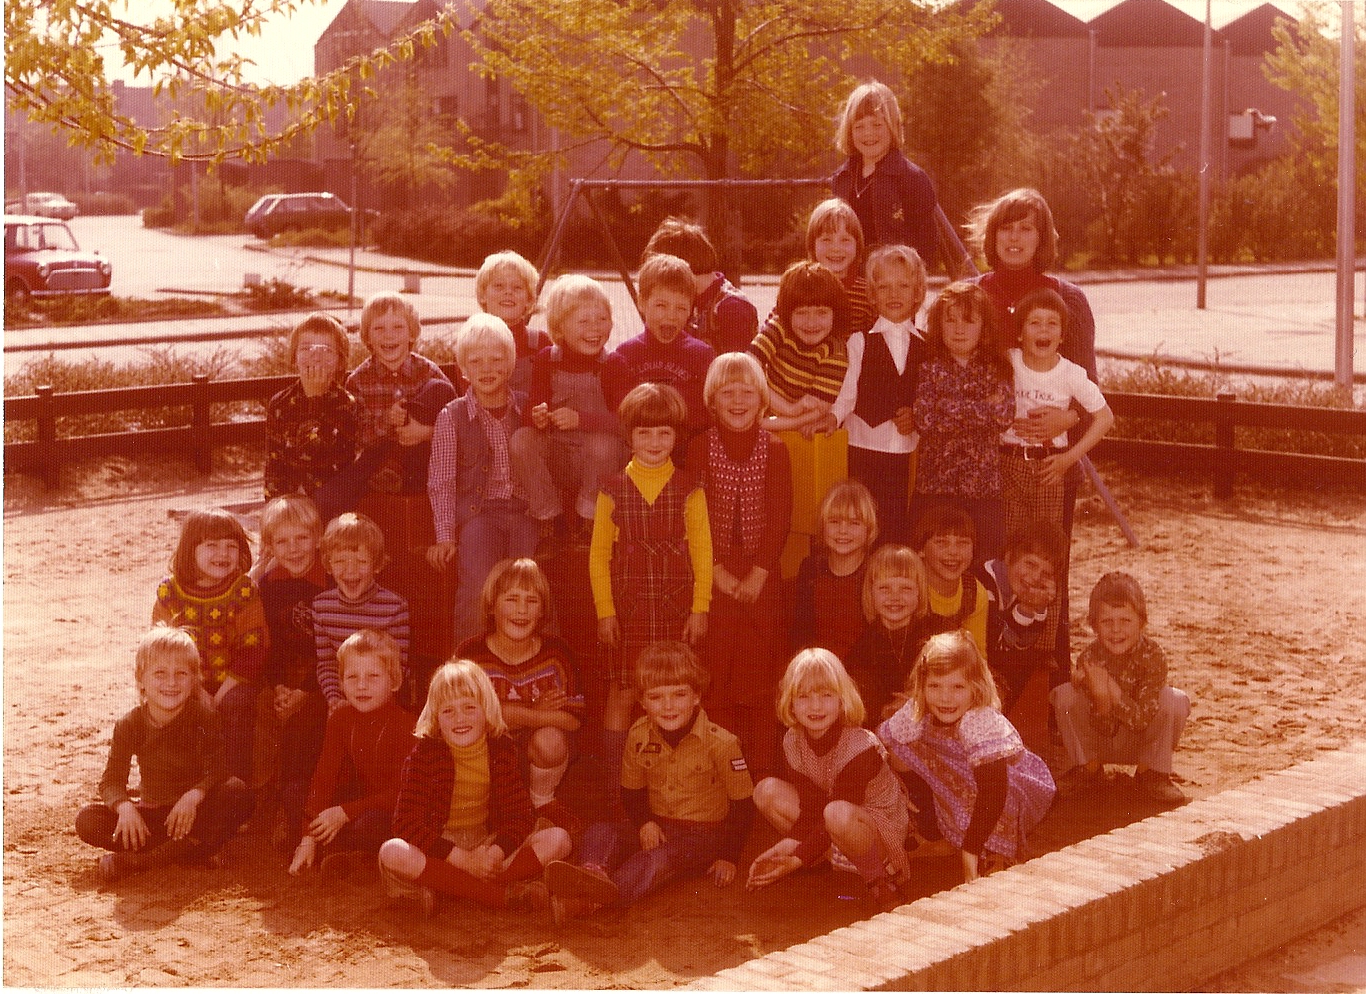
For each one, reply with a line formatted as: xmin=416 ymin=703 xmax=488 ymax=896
xmin=852 ymin=332 xmax=919 ymax=428
xmin=447 ymin=393 xmax=526 ymax=529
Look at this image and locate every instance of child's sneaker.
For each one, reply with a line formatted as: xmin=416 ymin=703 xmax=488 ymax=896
xmin=1055 ymin=764 xmax=1107 ymax=800
xmin=505 ymin=879 xmax=550 ymax=913
xmin=97 ymin=852 xmax=129 ymax=886
xmin=1134 ymin=769 xmax=1187 ymax=806
xmin=865 ymin=877 xmax=904 ymax=914
xmin=545 ymin=860 xmax=619 ymax=906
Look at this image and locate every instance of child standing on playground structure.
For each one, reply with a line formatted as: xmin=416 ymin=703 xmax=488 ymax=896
xmin=1051 ymin=572 xmax=1190 ymax=806
xmin=475 ymin=250 xmax=550 ymax=396
xmin=643 ymin=216 xmax=758 ymax=355
xmin=685 ymin=352 xmax=791 ymax=775
xmin=830 ymin=81 xmax=939 ymax=267
xmin=831 ymin=244 xmax=928 ymax=543
xmin=805 ymin=197 xmax=875 ymax=336
xmin=879 ymin=630 xmax=1055 ymax=882
xmin=510 ymin=274 xmax=632 ymax=551
xmin=746 ymin=648 xmax=910 ymax=914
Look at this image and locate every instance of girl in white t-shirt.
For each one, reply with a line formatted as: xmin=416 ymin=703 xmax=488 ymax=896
xmin=1000 ymin=287 xmax=1114 ymax=537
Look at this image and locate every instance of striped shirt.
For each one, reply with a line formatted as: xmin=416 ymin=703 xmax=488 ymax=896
xmin=312 ymin=582 xmax=410 ymax=705
xmin=748 ymin=318 xmax=848 ymax=406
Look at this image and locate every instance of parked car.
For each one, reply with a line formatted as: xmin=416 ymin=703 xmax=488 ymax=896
xmin=4 ymin=192 xmax=79 ymax=220
xmin=244 ymin=192 xmax=375 ymax=238
xmin=4 ymin=214 xmax=112 ymax=305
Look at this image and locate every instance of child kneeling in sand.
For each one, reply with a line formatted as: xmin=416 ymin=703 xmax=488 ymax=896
xmin=377 ymin=660 xmax=570 ymax=916
xmin=75 ymin=626 xmax=255 ymax=884
xmin=1050 ymin=571 xmax=1190 ymax=805
xmin=544 ymin=641 xmax=755 ymax=922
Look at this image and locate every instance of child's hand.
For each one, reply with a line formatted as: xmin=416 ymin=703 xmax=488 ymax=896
xmin=598 ymin=616 xmax=621 ymax=648
xmin=961 ymin=850 xmax=979 ymax=882
xmin=299 ymin=357 xmax=334 ymax=398
xmin=712 ymin=565 xmax=739 ymax=600
xmin=707 ymin=859 xmax=737 ymax=887
xmin=548 ymin=406 xmax=581 ymax=431
xmin=1037 ymin=452 xmax=1075 ymax=487
xmin=1016 ymin=405 xmax=1076 ymax=444
xmin=165 ymin=788 xmax=204 ymax=840
xmin=427 ymin=540 xmax=458 ymax=570
xmin=453 ymin=844 xmax=504 ymax=880
xmin=893 ymin=405 xmax=916 ymax=436
xmin=682 ymin=612 xmax=708 ymax=647
xmin=289 ymin=835 xmax=317 ymax=875
xmin=638 ymin=821 xmax=665 ymax=851
xmin=386 ymin=398 xmax=410 ymax=429
xmin=801 ymin=412 xmax=839 ymax=439
xmin=112 ymin=801 xmax=150 ymax=852
xmin=746 ymin=838 xmax=801 ymax=889
xmin=1016 ymin=577 xmax=1056 ymax=615
xmin=530 ymin=402 xmax=551 ymax=430
xmin=309 ymin=805 xmax=349 ymax=845
xmin=733 ymin=566 xmax=768 ymax=605
xmin=327 ymin=696 xmax=346 ymax=715
xmin=797 ymin=394 xmax=822 ymax=414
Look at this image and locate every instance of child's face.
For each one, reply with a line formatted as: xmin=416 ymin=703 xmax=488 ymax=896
xmin=920 ymin=532 xmax=974 ymax=587
xmin=871 ymin=574 xmax=919 ymax=630
xmin=141 ymin=654 xmax=198 ymax=719
xmin=194 ymin=537 xmax=241 ymax=587
xmin=924 ymin=667 xmax=973 ymax=725
xmin=367 ymin=309 xmax=415 ymax=371
xmin=995 ymin=214 xmax=1041 ymax=271
xmin=562 ymin=301 xmax=612 ymax=358
xmin=823 ymin=512 xmax=870 ymax=560
xmin=869 ymin=263 xmax=920 ymax=325
xmin=1093 ymin=602 xmax=1145 ymax=656
xmin=642 ymin=288 xmax=693 ymax=346
xmin=812 ymin=227 xmax=858 ymax=278
xmin=640 ymin=682 xmax=702 ymax=734
xmin=481 ymin=269 xmax=534 ymax=326
xmin=269 ymin=523 xmax=318 ymax=579
xmin=341 ymin=652 xmax=398 ymax=713
xmin=941 ymin=305 xmax=983 ymax=363
xmin=295 ymin=329 xmax=341 ymax=382
xmin=792 ymin=681 xmax=841 ymax=738
xmin=462 ymin=343 xmax=513 ymax=406
xmin=494 ymin=584 xmax=543 ymax=644
xmin=1019 ymin=307 xmax=1063 ymax=366
xmin=1006 ymin=550 xmax=1057 ymax=613
xmin=630 ymin=425 xmax=676 ymax=469
xmin=712 ymin=379 xmax=763 ymax=433
xmin=789 ymin=305 xmax=835 ymax=347
xmin=851 ymin=111 xmax=893 ymax=166
xmin=328 ymin=546 xmax=377 ymax=600
xmin=437 ymin=694 xmax=488 ymax=748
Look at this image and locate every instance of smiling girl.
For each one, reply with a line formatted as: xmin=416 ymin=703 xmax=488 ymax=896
xmin=879 ymin=630 xmax=1054 ymax=882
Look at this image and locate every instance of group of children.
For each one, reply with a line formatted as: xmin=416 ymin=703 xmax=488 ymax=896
xmin=78 ymin=80 xmax=1192 ymax=926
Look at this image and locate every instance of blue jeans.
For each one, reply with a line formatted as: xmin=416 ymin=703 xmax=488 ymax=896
xmin=579 ymin=818 xmax=725 ymax=907
xmin=454 ymin=499 xmax=537 ymax=643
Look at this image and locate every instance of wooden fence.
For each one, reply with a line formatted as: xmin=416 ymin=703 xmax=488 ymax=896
xmin=5 ymin=372 xmax=1364 ymax=497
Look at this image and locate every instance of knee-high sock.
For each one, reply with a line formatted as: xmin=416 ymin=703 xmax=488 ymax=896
xmin=528 ymin=758 xmax=569 ymax=809
xmin=498 ymin=843 xmax=544 ymax=884
xmin=415 ymin=855 xmax=505 ymax=908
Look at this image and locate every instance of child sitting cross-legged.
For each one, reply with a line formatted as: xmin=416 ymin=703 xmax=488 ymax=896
xmin=746 ymin=648 xmax=910 ymax=914
xmin=1051 ymin=572 xmax=1190 ymax=805
xmin=76 ymin=626 xmax=255 ymax=884
xmin=543 ymin=641 xmax=755 ymax=923
xmin=509 ymin=274 xmax=632 ymax=551
xmin=378 ymin=660 xmax=571 ymax=916
xmin=879 ymin=630 xmax=1055 ymax=882
xmin=456 ymin=558 xmax=585 ymax=833
xmin=289 ymin=629 xmax=414 ymax=875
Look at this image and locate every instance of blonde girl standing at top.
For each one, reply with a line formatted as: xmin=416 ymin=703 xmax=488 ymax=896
xmin=747 ymin=648 xmax=910 ymax=914
xmin=879 ymin=630 xmax=1054 ymax=881
xmin=830 ymin=81 xmax=939 ymax=267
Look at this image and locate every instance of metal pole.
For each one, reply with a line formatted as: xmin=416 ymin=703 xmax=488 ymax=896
xmin=348 ymin=141 xmax=358 ymax=314
xmin=1196 ymin=0 xmax=1212 ymax=309
xmin=1337 ymin=1 xmax=1356 ymax=390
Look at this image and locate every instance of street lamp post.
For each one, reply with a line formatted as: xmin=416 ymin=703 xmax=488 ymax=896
xmin=1336 ymin=1 xmax=1356 ymax=390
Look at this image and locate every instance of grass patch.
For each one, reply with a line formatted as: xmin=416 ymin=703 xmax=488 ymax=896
xmin=4 ymin=295 xmax=229 ymax=329
xmin=268 ymin=227 xmax=361 ymax=249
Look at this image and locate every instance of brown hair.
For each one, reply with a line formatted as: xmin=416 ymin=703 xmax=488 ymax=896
xmin=637 ymin=253 xmax=697 ymax=306
xmin=642 ymin=217 xmax=717 ymax=275
xmin=905 ymin=630 xmax=1001 ymax=720
xmin=171 ymin=508 xmax=253 ymax=583
xmin=360 ymin=291 xmax=420 ymax=353
xmin=804 ymin=198 xmax=865 ymax=264
xmin=288 ymin=312 xmax=350 ymax=371
xmin=773 ymin=261 xmax=850 ymax=342
xmin=320 ymin=512 xmax=390 ymax=573
xmin=636 ymin=640 xmax=710 ymax=694
xmin=1013 ymin=286 xmax=1070 ymax=344
xmin=966 ymin=187 xmax=1060 ymax=272
xmin=910 ymin=503 xmax=976 ymax=553
xmin=479 ymin=558 xmax=551 ymax=635
xmin=924 ymin=281 xmax=1011 ymax=382
xmin=618 ymin=381 xmax=687 ymax=435
xmin=834 ymin=81 xmax=904 ymax=158
xmin=1088 ymin=571 xmax=1148 ymax=627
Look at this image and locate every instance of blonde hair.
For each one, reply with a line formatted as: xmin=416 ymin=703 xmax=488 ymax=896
xmin=135 ymin=624 xmax=202 ymax=690
xmin=360 ymin=292 xmax=419 ymax=353
xmin=320 ymin=512 xmax=389 ymax=573
xmin=804 ymin=198 xmax=865 ymax=263
xmin=702 ymin=351 xmax=770 ymax=414
xmin=456 ymin=312 xmax=516 ymax=369
xmin=337 ymin=628 xmax=404 ymax=691
xmin=835 ymin=81 xmax=904 ymax=158
xmin=475 ymin=251 xmax=539 ymax=322
xmin=636 ymin=640 xmax=710 ymax=694
xmin=260 ymin=495 xmax=322 ymax=550
xmin=415 ymin=659 xmax=507 ymax=739
xmin=776 ymin=648 xmax=866 ymax=729
xmin=288 ymin=312 xmax=350 ymax=371
xmin=479 ymin=558 xmax=551 ymax=636
xmin=543 ymin=274 xmax=612 ymax=347
xmin=861 ymin=544 xmax=929 ymax=625
xmin=865 ymin=244 xmax=928 ymax=308
xmin=905 ymin=630 xmax=1001 ymax=720
xmin=818 ymin=479 xmax=879 ymax=551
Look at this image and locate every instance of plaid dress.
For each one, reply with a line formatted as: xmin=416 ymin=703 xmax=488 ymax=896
xmin=605 ymin=468 xmax=699 ymax=672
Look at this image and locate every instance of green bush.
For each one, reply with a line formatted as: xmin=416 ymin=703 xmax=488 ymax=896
xmin=268 ymin=227 xmax=357 ymax=249
xmin=143 ymin=183 xmax=282 ymax=232
xmin=69 ymin=191 xmax=137 ymax=216
xmin=3 ymin=295 xmax=228 ymax=330
xmin=244 ymin=277 xmax=315 ymax=311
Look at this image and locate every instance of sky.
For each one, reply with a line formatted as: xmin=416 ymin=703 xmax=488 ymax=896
xmin=112 ymin=0 xmax=1311 ymax=88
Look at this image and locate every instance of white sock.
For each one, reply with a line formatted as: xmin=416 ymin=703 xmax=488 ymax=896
xmin=528 ymin=758 xmax=569 ymax=809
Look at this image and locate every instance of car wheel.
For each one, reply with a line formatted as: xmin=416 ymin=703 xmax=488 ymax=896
xmin=6 ymin=278 xmax=32 ymax=308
